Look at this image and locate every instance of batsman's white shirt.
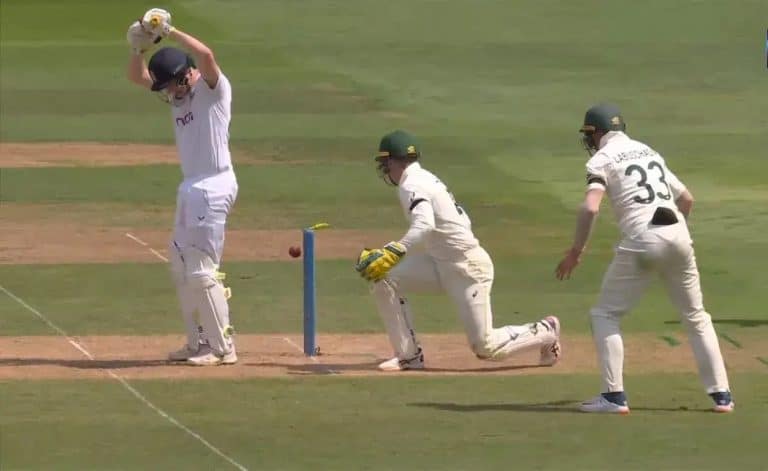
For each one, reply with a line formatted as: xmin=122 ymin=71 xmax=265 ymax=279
xmin=397 ymin=162 xmax=479 ymax=260
xmin=170 ymin=73 xmax=237 ymax=264
xmin=172 ymin=73 xmax=233 ymax=179
xmin=585 ymin=132 xmax=689 ymax=242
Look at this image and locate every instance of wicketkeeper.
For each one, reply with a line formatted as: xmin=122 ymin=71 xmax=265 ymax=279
xmin=356 ymin=130 xmax=561 ymax=371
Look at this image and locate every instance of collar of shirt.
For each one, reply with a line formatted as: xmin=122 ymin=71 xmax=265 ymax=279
xmin=399 ymin=161 xmax=422 ymax=184
xmin=599 ymin=131 xmax=629 ymax=149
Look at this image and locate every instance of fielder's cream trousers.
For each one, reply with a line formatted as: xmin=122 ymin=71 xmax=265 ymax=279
xmin=591 ymin=224 xmax=730 ymax=394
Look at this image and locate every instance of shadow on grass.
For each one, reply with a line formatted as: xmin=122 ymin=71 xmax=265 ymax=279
xmin=248 ymin=361 xmax=544 ymax=375
xmin=410 ymin=400 xmax=582 ymax=414
xmin=410 ymin=400 xmax=714 ymax=414
xmin=665 ymin=319 xmax=768 ymax=327
xmin=0 ymin=358 xmax=171 ymax=369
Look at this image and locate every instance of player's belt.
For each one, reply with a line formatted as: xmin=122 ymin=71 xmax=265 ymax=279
xmin=650 ymin=207 xmax=678 ymax=226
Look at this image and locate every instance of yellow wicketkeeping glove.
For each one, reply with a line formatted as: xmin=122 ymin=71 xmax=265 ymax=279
xmin=355 ymin=242 xmax=406 ymax=282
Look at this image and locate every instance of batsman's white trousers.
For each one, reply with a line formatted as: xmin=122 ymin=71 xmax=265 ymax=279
xmin=372 ymin=246 xmax=555 ymax=360
xmin=591 ymin=223 xmax=730 ymax=394
xmin=173 ymin=169 xmax=238 ymax=265
xmin=171 ymin=170 xmax=238 ymax=352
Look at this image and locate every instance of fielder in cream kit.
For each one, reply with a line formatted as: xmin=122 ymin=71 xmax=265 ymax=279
xmin=127 ymin=9 xmax=238 ymax=366
xmin=556 ymin=104 xmax=734 ymax=413
xmin=356 ymin=130 xmax=561 ymax=371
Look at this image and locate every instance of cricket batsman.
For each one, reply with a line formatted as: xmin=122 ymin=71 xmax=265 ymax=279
xmin=556 ymin=104 xmax=734 ymax=413
xmin=126 ymin=9 xmax=238 ymax=366
xmin=356 ymin=130 xmax=561 ymax=371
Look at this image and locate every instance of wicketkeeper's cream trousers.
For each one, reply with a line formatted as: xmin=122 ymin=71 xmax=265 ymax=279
xmin=371 ymin=246 xmax=554 ymax=361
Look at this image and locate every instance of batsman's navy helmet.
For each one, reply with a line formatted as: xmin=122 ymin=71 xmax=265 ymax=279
xmin=148 ymin=47 xmax=194 ymax=91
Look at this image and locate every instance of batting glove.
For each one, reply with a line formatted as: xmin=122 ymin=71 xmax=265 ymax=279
xmin=126 ymin=20 xmax=160 ymax=55
xmin=141 ymin=8 xmax=175 ymax=38
xmin=355 ymin=242 xmax=406 ymax=282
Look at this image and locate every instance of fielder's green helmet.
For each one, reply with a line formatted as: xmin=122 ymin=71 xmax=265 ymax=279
xmin=376 ymin=130 xmax=420 ymax=161
xmin=580 ymin=103 xmax=626 ymax=134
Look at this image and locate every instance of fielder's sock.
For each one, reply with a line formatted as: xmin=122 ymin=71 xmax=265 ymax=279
xmin=602 ymin=391 xmax=628 ymax=406
xmin=710 ymin=391 xmax=733 ymax=406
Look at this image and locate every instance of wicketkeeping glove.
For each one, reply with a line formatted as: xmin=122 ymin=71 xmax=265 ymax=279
xmin=141 ymin=8 xmax=175 ymax=38
xmin=355 ymin=242 xmax=406 ymax=282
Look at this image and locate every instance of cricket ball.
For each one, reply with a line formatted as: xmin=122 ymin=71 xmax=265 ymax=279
xmin=288 ymin=246 xmax=302 ymax=258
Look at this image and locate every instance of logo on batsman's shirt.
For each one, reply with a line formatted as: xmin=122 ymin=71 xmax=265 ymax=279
xmin=176 ymin=111 xmax=194 ymax=127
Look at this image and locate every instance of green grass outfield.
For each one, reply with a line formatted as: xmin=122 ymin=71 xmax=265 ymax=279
xmin=2 ymin=375 xmax=768 ymax=470
xmin=1 ymin=0 xmax=766 ymax=469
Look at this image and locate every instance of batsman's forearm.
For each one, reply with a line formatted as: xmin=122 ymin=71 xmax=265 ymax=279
xmin=127 ymin=53 xmax=150 ymax=87
xmin=168 ymin=28 xmax=213 ymax=61
xmin=570 ymin=205 xmax=599 ymax=253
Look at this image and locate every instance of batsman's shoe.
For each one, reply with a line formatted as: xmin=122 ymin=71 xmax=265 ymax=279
xmin=378 ymin=349 xmax=425 ymax=371
xmin=580 ymin=394 xmax=630 ymax=415
xmin=539 ymin=315 xmax=562 ymax=366
xmin=187 ymin=348 xmax=238 ymax=366
xmin=168 ymin=344 xmax=207 ymax=361
xmin=710 ymin=391 xmax=735 ymax=413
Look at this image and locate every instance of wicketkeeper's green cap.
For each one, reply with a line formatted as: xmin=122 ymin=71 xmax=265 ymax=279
xmin=377 ymin=130 xmax=420 ymax=160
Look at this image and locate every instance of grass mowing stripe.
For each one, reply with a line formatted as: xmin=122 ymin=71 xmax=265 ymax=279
xmin=719 ymin=332 xmax=742 ymax=349
xmin=659 ymin=335 xmax=681 ymax=347
xmin=0 ymin=284 xmax=249 ymax=471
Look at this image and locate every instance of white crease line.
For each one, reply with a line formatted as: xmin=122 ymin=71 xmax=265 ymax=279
xmin=149 ymin=248 xmax=169 ymax=262
xmin=125 ymin=233 xmax=148 ymax=246
xmin=281 ymin=337 xmax=340 ymax=374
xmin=0 ymin=284 xmax=248 ymax=471
xmin=125 ymin=232 xmax=169 ymax=262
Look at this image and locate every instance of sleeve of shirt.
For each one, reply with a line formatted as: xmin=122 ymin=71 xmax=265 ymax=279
xmin=585 ymin=152 xmax=611 ymax=191
xmin=397 ymin=186 xmax=435 ymax=250
xmin=199 ymin=72 xmax=231 ymax=104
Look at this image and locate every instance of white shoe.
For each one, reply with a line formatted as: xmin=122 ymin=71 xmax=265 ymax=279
xmin=378 ymin=349 xmax=424 ymax=371
xmin=168 ymin=344 xmax=206 ymax=361
xmin=580 ymin=395 xmax=630 ymax=415
xmin=539 ymin=315 xmax=561 ymax=366
xmin=187 ymin=348 xmax=238 ymax=366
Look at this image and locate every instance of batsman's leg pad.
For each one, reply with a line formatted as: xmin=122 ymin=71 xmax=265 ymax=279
xmin=169 ymin=240 xmax=202 ymax=349
xmin=183 ymin=247 xmax=234 ymax=356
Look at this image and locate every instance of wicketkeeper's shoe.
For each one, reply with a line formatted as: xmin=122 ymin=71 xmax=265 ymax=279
xmin=378 ymin=349 xmax=425 ymax=371
xmin=539 ymin=315 xmax=562 ymax=366
xmin=168 ymin=344 xmax=207 ymax=362
xmin=187 ymin=348 xmax=238 ymax=366
xmin=580 ymin=393 xmax=630 ymax=415
xmin=710 ymin=391 xmax=735 ymax=413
